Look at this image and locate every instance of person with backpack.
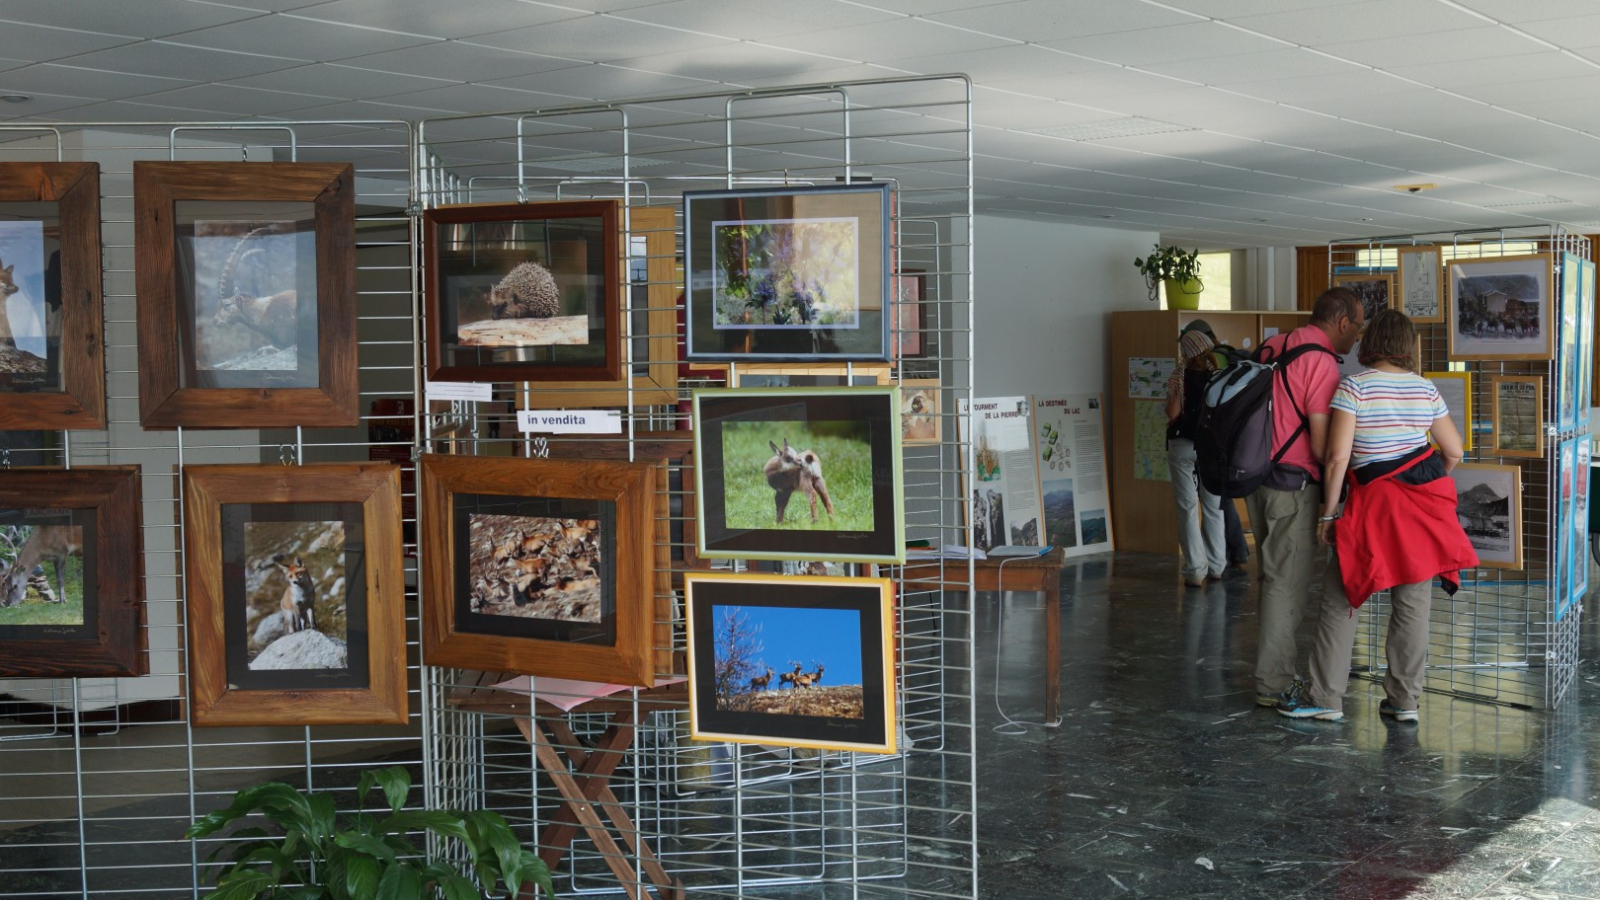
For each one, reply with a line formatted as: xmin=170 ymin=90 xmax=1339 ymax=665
xmin=1246 ymin=288 xmax=1365 ymax=710
xmin=1279 ymin=310 xmax=1476 ymax=722
xmin=1181 ymin=320 xmax=1250 ymax=569
xmin=1165 ymin=329 xmax=1228 ymax=587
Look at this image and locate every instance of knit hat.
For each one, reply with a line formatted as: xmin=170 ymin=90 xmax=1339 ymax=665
xmin=1179 ymin=329 xmax=1214 ymax=361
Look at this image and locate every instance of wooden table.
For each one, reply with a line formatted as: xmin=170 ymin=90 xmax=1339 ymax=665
xmin=897 ymin=548 xmax=1065 ymax=722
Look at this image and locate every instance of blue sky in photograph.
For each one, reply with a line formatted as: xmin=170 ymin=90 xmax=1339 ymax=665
xmin=716 ymin=604 xmax=863 ymax=685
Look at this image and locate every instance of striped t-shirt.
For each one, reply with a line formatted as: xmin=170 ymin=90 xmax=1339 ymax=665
xmin=1330 ymin=369 xmax=1449 ymax=468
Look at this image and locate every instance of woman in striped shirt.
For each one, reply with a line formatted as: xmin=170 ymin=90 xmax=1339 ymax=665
xmin=1280 ymin=309 xmax=1476 ymax=723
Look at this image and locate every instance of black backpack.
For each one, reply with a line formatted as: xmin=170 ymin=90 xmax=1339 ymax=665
xmin=1193 ymin=340 xmax=1336 ymax=499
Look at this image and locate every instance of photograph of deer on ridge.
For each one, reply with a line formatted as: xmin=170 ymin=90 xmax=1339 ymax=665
xmin=0 ymin=515 xmax=85 ymax=628
xmin=466 ymin=513 xmax=603 ymax=624
xmin=1447 ymin=254 xmax=1553 ymax=361
xmin=710 ymin=603 xmax=864 ymax=718
xmin=177 ymin=207 xmax=319 ymax=388
xmin=0 ymin=219 xmax=58 ymax=391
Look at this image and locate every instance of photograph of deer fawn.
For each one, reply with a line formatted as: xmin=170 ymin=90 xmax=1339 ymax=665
xmin=186 ymin=218 xmax=314 ymax=377
xmin=466 ymin=513 xmax=603 ymax=623
xmin=243 ymin=520 xmax=347 ymax=671
xmin=0 ymin=521 xmax=85 ymax=626
xmin=719 ymin=420 xmax=873 ymax=532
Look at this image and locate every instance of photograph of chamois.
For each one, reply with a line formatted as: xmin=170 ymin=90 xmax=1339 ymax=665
xmin=693 ymin=387 xmax=906 ymax=564
xmin=1446 ymin=253 xmax=1554 ymax=362
xmin=0 ymin=466 xmax=143 ymax=678
xmin=685 ymin=572 xmax=896 ymax=754
xmin=134 ymin=161 xmax=358 ymax=428
xmin=182 ymin=463 xmax=406 ymax=727
xmin=0 ymin=161 xmax=104 ymax=430
xmin=424 ymin=200 xmax=622 ymax=384
xmin=683 ymin=182 xmax=891 ymax=362
xmin=420 ymin=453 xmax=663 ymax=686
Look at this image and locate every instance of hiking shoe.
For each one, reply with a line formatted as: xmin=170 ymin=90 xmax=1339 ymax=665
xmin=1184 ymin=576 xmax=1206 ymax=588
xmin=1379 ymin=701 xmax=1418 ymax=723
xmin=1279 ymin=705 xmax=1344 ymax=721
xmin=1256 ymin=679 xmax=1308 ymax=710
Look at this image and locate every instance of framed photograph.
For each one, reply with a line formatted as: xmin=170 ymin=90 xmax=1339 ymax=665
xmin=1332 ymin=272 xmax=1394 ymax=325
xmin=1578 ymin=257 xmax=1595 ymax=427
xmin=1423 ymin=371 xmax=1472 ymax=452
xmin=1452 ymin=462 xmax=1523 ymax=570
xmin=0 ymin=163 xmax=104 ymax=430
xmin=0 ymin=467 xmax=142 ymax=677
xmin=134 ymin=161 xmax=357 ymax=428
xmin=1570 ymin=434 xmax=1590 ymax=618
xmin=693 ymin=387 xmax=906 ymax=564
xmin=685 ymin=572 xmax=895 ymax=754
xmin=425 ymin=200 xmax=622 ymax=385
xmin=683 ymin=183 xmax=892 ymax=362
xmin=1558 ymin=253 xmax=1582 ymax=433
xmin=1396 ymin=245 xmax=1444 ymax=324
xmin=1447 ymin=253 xmax=1554 ymax=362
xmin=1489 ymin=375 xmax=1544 ymax=459
xmin=900 ymin=378 xmax=941 ymax=445
xmin=183 ymin=463 xmax=406 ymax=727
xmin=729 ymin=364 xmax=891 ymax=388
xmin=894 ymin=270 xmax=925 ymax=358
xmin=1557 ymin=439 xmax=1575 ymax=614
xmin=420 ymin=454 xmax=661 ymax=686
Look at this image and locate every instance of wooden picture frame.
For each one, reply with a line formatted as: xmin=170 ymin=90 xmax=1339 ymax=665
xmin=420 ymin=454 xmax=660 ymax=686
xmin=1332 ymin=272 xmax=1394 ymax=326
xmin=1422 ymin=371 xmax=1472 ymax=452
xmin=513 ymin=205 xmax=677 ymax=407
xmin=894 ymin=269 xmax=926 ymax=358
xmin=134 ymin=161 xmax=358 ymax=428
xmin=1395 ymin=245 xmax=1444 ymax=324
xmin=1446 ymin=253 xmax=1554 ymax=362
xmin=0 ymin=466 xmax=142 ymax=677
xmin=900 ymin=378 xmax=941 ymax=445
xmin=1489 ymin=375 xmax=1544 ymax=459
xmin=693 ymin=386 xmax=906 ymax=564
xmin=685 ymin=571 xmax=896 ymax=754
xmin=0 ymin=162 xmax=105 ymax=430
xmin=183 ymin=463 xmax=406 ymax=727
xmin=729 ymin=364 xmax=892 ymax=388
xmin=425 ymin=199 xmax=622 ymax=386
xmin=683 ymin=182 xmax=892 ymax=363
xmin=1452 ymin=462 xmax=1523 ymax=570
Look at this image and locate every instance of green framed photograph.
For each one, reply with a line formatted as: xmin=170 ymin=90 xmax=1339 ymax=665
xmin=693 ymin=386 xmax=905 ymax=564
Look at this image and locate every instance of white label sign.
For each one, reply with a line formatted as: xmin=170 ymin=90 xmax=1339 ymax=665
xmin=424 ymin=381 xmax=494 ymax=403
xmin=517 ymin=410 xmax=624 ymax=434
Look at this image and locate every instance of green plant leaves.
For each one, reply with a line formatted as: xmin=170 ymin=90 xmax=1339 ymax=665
xmin=333 ymin=831 xmax=397 ymax=866
xmin=374 ymin=863 xmax=422 ymax=900
xmin=358 ymin=766 xmax=412 ymax=817
xmin=209 ymin=870 xmax=274 ymax=900
xmin=344 ymin=855 xmax=380 ymax=900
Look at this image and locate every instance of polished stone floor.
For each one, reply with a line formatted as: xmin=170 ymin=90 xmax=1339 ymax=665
xmin=972 ymin=550 xmax=1600 ymax=900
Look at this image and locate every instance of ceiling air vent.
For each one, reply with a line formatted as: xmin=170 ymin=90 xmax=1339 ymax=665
xmin=1024 ymin=117 xmax=1197 ymax=141
xmin=1478 ymin=195 xmax=1572 ymax=209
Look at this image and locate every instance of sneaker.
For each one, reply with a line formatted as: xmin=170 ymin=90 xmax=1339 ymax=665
xmin=1379 ymin=701 xmax=1418 ymax=723
xmin=1279 ymin=705 xmax=1344 ymax=721
xmin=1183 ymin=576 xmax=1205 ymax=588
xmin=1256 ymin=679 xmax=1308 ymax=710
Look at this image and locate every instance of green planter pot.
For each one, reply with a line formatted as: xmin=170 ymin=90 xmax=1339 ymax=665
xmin=1165 ymin=278 xmax=1203 ymax=310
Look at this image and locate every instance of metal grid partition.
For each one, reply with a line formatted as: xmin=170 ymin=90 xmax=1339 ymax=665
xmin=1328 ymin=226 xmax=1591 ymax=710
xmin=415 ymin=75 xmax=979 ymax=900
xmin=0 ymin=120 xmax=424 ymax=898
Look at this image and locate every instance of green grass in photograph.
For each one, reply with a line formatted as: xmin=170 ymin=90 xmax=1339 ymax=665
xmin=0 ymin=554 xmax=86 ymax=626
xmin=721 ymin=420 xmax=876 ymax=532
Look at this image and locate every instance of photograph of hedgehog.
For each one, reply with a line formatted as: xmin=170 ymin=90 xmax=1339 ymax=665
xmin=467 ymin=514 xmax=602 ymax=623
xmin=440 ymin=216 xmax=606 ymax=350
xmin=719 ymin=419 xmax=876 ymax=533
xmin=711 ymin=218 xmax=861 ymax=328
xmin=188 ymin=218 xmax=314 ymax=373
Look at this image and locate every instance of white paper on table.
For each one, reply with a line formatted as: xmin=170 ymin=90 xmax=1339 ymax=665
xmin=488 ymin=675 xmax=687 ymax=713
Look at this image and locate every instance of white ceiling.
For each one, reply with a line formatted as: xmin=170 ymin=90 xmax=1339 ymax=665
xmin=4 ymin=0 xmax=1600 ymax=246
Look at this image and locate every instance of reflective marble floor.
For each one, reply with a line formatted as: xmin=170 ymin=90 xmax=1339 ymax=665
xmin=973 ymin=551 xmax=1600 ymax=900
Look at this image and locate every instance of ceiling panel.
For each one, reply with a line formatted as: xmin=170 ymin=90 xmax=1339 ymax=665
xmin=0 ymin=63 xmax=193 ymax=101
xmin=986 ymin=67 xmax=1188 ymax=102
xmin=762 ymin=19 xmax=1015 ymax=59
xmin=63 ymin=41 xmax=306 ymax=81
xmin=616 ymin=0 xmax=902 ymax=40
xmin=1315 ymin=27 xmax=1544 ymax=69
xmin=1226 ymin=71 xmax=1435 ymax=103
xmin=0 ymin=1 xmax=261 ymax=38
xmin=1388 ymin=52 xmax=1598 ymax=91
xmin=486 ymin=64 xmax=719 ymax=100
xmin=1138 ymin=47 xmax=1353 ymax=85
xmin=1454 ymin=0 xmax=1599 ymax=21
xmin=1155 ymin=0 xmax=1367 ymax=16
xmin=1229 ymin=0 xmax=1486 ymax=44
xmin=169 ymin=15 xmax=437 ymax=60
xmin=884 ymin=44 xmax=1102 ymax=82
xmin=338 ymin=41 xmax=585 ymax=82
xmin=1517 ymin=14 xmax=1600 ymax=46
xmin=125 ymin=83 xmax=336 ymax=115
xmin=224 ymin=62 xmax=454 ymax=99
xmin=466 ymin=16 xmax=729 ymax=64
xmin=607 ymin=41 xmax=841 ymax=81
xmin=925 ymin=1 xmax=1198 ymax=42
xmin=0 ymin=90 xmax=99 ymax=119
xmin=291 ymin=0 xmax=589 ymax=39
xmin=1040 ymin=22 xmax=1284 ymax=66
xmin=365 ymin=82 xmax=579 ymax=114
xmin=0 ymin=22 xmax=138 ymax=62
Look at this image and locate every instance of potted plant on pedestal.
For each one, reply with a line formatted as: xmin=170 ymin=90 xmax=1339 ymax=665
xmin=184 ymin=765 xmax=553 ymax=899
xmin=1134 ymin=245 xmax=1204 ymax=309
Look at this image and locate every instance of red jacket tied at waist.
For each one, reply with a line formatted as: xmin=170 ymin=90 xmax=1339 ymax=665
xmin=1336 ymin=464 xmax=1478 ymax=610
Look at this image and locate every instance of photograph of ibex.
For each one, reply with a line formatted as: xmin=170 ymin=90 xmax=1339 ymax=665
xmin=189 ymin=218 xmax=312 ymax=374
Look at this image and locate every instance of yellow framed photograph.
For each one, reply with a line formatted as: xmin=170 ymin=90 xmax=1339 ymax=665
xmin=1446 ymin=253 xmax=1554 ymax=362
xmin=1396 ymin=245 xmax=1445 ymax=324
xmin=1489 ymin=375 xmax=1544 ymax=459
xmin=1452 ymin=463 xmax=1523 ymax=570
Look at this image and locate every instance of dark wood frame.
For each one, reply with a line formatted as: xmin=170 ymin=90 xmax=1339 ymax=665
xmin=183 ymin=463 xmax=406 ymax=726
xmin=0 ymin=466 xmax=142 ymax=677
xmin=894 ymin=269 xmax=926 ymax=359
xmin=420 ymin=454 xmax=659 ymax=686
xmin=424 ymin=200 xmax=623 ymax=385
xmin=134 ymin=161 xmax=358 ymax=428
xmin=0 ymin=162 xmax=104 ymax=429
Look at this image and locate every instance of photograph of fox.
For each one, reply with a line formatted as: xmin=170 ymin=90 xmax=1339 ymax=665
xmin=712 ymin=603 xmax=864 ymax=720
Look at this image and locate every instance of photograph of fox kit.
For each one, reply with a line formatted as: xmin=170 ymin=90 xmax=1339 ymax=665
xmin=243 ymin=520 xmax=346 ymax=670
xmin=720 ymin=420 xmax=876 ymax=532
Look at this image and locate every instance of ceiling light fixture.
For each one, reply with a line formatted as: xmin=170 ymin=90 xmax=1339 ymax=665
xmin=0 ymin=95 xmax=30 ymax=103
xmin=1394 ymin=183 xmax=1436 ymax=194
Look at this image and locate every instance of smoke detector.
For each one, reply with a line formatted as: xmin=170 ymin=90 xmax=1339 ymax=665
xmin=1395 ymin=183 xmax=1436 ymax=194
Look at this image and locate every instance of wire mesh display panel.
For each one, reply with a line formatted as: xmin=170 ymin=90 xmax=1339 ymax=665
xmin=1328 ymin=226 xmax=1590 ymax=710
xmin=416 ymin=75 xmax=978 ymax=900
xmin=0 ymin=120 xmax=424 ymax=898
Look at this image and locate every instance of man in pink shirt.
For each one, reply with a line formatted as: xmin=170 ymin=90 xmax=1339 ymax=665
xmin=1250 ymin=287 xmax=1365 ymax=709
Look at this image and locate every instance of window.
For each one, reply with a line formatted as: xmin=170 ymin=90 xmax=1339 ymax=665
xmin=1195 ymin=252 xmax=1232 ymax=310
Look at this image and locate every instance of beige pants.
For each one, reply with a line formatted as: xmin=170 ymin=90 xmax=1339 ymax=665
xmin=1308 ymin=547 xmax=1433 ymax=712
xmin=1247 ymin=483 xmax=1322 ymax=696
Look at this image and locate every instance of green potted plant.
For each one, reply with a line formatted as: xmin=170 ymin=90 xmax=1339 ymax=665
xmin=184 ymin=765 xmax=554 ymax=900
xmin=1134 ymin=245 xmax=1204 ymax=309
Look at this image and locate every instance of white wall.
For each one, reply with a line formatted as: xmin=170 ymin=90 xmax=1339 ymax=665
xmin=974 ymin=215 xmax=1159 ymax=398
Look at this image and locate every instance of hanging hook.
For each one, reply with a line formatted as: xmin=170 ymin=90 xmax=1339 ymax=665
xmin=0 ymin=448 xmax=9 ymax=469
xmin=241 ymin=144 xmax=249 ymax=163
xmin=530 ymin=437 xmax=550 ymax=460
xmin=278 ymin=444 xmax=295 ymax=466
xmin=783 ymin=168 xmax=790 ymax=186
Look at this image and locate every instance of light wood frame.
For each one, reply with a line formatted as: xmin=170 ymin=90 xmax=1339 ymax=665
xmin=729 ymin=364 xmax=892 ymax=388
xmin=1332 ymin=271 xmax=1396 ymax=324
xmin=420 ymin=454 xmax=660 ymax=686
xmin=134 ymin=161 xmax=358 ymax=428
xmin=0 ymin=162 xmax=105 ymax=430
xmin=1395 ymin=245 xmax=1445 ymax=324
xmin=1452 ymin=462 xmax=1524 ymax=570
xmin=1489 ymin=375 xmax=1545 ymax=459
xmin=1422 ymin=371 xmax=1473 ymax=452
xmin=899 ymin=378 xmax=942 ymax=445
xmin=0 ymin=466 xmax=143 ymax=677
xmin=1446 ymin=253 xmax=1555 ymax=362
xmin=183 ymin=463 xmax=406 ymax=726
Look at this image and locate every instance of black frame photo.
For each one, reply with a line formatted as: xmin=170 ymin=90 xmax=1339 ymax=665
xmin=693 ymin=387 xmax=906 ymax=564
xmin=683 ymin=183 xmax=892 ymax=362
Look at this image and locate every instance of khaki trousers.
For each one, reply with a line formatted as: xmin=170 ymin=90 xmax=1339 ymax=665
xmin=1246 ymin=483 xmax=1322 ymax=696
xmin=1310 ymin=548 xmax=1433 ymax=712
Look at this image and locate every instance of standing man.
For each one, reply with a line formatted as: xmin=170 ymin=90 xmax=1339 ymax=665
xmin=1250 ymin=288 xmax=1365 ymax=709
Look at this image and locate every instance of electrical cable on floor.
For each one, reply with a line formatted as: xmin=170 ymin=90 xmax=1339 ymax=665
xmin=990 ymin=556 xmax=1063 ymax=734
